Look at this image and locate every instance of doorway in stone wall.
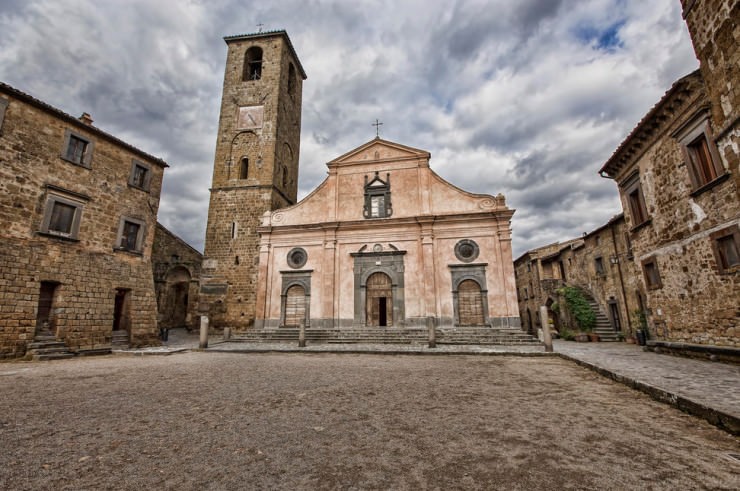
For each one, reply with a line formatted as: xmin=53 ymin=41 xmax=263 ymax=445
xmin=113 ymin=289 xmax=131 ymax=346
xmin=366 ymin=272 xmax=393 ymax=327
xmin=36 ymin=281 xmax=59 ymax=336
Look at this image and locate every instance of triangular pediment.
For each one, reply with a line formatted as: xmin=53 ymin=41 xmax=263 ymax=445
xmin=328 ymin=138 xmax=430 ymax=167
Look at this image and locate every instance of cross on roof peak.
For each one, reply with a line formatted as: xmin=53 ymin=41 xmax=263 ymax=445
xmin=372 ymin=119 xmax=383 ymax=138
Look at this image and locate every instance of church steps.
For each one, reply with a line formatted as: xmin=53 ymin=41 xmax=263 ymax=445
xmin=230 ymin=327 xmax=542 ymax=346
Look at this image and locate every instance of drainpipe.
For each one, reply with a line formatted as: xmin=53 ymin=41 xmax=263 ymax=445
xmin=610 ymin=222 xmax=631 ymax=332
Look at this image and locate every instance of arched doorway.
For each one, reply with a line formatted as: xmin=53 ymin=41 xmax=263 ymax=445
xmin=163 ymin=266 xmax=191 ymax=329
xmin=458 ymin=279 xmax=484 ymax=326
xmin=366 ymin=272 xmax=393 ymax=327
xmin=284 ymin=284 xmax=306 ymax=327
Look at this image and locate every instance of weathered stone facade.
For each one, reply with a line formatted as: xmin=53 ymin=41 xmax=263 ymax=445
xmin=152 ymin=223 xmax=203 ymax=331
xmin=255 ymin=138 xmax=520 ymax=329
xmin=0 ymin=82 xmax=167 ymax=358
xmin=515 ymin=215 xmax=643 ymax=339
xmin=597 ymin=0 xmax=739 ymax=347
xmin=202 ymin=30 xmax=306 ymax=330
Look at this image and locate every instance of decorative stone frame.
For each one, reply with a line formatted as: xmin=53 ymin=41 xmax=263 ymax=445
xmin=363 ymin=171 xmax=392 ymax=219
xmin=39 ymin=185 xmax=88 ymax=241
xmin=60 ymin=128 xmax=94 ymax=168
xmin=454 ymin=239 xmax=480 ymax=263
xmin=115 ymin=216 xmax=147 ymax=254
xmin=286 ymin=247 xmax=308 ymax=269
xmin=351 ymin=250 xmax=406 ymax=326
xmin=279 ymin=270 xmax=312 ymax=328
xmin=449 ymin=263 xmax=489 ymax=327
xmin=128 ymin=159 xmax=152 ymax=192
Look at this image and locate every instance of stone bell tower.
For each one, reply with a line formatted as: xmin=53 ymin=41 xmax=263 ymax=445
xmin=202 ymin=30 xmax=306 ymax=329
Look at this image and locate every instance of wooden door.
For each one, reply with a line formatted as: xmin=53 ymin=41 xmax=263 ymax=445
xmin=284 ymin=285 xmax=305 ymax=327
xmin=458 ymin=279 xmax=484 ymax=326
xmin=366 ymin=272 xmax=392 ymax=327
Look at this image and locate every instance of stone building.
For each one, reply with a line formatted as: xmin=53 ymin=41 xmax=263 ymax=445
xmin=515 ymin=215 xmax=642 ymax=340
xmin=0 ymin=82 xmax=167 ymax=358
xmin=254 ymin=138 xmax=520 ymax=330
xmin=201 ymin=30 xmax=306 ymax=330
xmin=152 ymin=223 xmax=203 ymax=331
xmin=598 ymin=0 xmax=738 ymax=349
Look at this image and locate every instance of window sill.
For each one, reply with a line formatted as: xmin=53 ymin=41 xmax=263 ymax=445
xmin=630 ymin=218 xmax=652 ymax=234
xmin=689 ymin=172 xmax=730 ymax=198
xmin=37 ymin=231 xmax=80 ymax=242
xmin=60 ymin=156 xmax=91 ymax=169
xmin=113 ymin=247 xmax=143 ymax=257
xmin=127 ymin=183 xmax=151 ymax=193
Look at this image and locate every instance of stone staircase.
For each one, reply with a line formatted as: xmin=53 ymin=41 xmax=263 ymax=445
xmin=25 ymin=335 xmax=75 ymax=361
xmin=585 ymin=298 xmax=620 ymax=342
xmin=230 ymin=326 xmax=541 ymax=346
xmin=111 ymin=330 xmax=130 ymax=349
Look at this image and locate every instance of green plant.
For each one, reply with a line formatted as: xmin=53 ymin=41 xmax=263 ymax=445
xmin=556 ymin=286 xmax=596 ymax=332
xmin=631 ymin=309 xmax=647 ymax=332
xmin=550 ymin=301 xmax=559 ymax=314
xmin=559 ymin=326 xmax=576 ymax=341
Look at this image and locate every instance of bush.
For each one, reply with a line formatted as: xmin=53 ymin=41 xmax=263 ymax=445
xmin=556 ymin=286 xmax=596 ymax=332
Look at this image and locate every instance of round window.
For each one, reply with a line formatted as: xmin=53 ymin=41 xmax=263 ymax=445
xmin=454 ymin=239 xmax=479 ymax=263
xmin=287 ymin=247 xmax=308 ymax=269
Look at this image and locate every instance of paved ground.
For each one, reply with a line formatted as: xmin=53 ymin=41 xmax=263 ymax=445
xmin=1 ymin=352 xmax=738 ymax=490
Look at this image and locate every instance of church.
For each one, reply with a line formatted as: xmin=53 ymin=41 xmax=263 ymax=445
xmin=201 ymin=29 xmax=520 ymax=332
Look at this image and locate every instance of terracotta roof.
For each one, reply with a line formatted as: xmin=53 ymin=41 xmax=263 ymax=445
xmin=0 ymin=81 xmax=168 ymax=168
xmin=598 ymin=69 xmax=701 ymax=178
xmin=224 ymin=29 xmax=307 ymax=80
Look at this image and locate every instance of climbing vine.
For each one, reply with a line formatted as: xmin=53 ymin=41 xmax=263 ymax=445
xmin=556 ymin=286 xmax=596 ymax=332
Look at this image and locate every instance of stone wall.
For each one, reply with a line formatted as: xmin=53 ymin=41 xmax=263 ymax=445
xmin=0 ymin=83 xmax=165 ymax=358
xmin=152 ymin=223 xmax=203 ymax=331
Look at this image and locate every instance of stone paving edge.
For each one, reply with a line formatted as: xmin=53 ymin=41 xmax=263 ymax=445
xmin=557 ymin=352 xmax=740 ymax=436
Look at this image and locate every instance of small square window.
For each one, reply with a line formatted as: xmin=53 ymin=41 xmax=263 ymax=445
xmin=642 ymin=258 xmax=662 ymax=289
xmin=128 ymin=160 xmax=152 ymax=191
xmin=116 ymin=217 xmax=146 ymax=254
xmin=39 ymin=189 xmax=86 ymax=240
xmin=710 ymin=226 xmax=740 ymax=274
xmin=594 ymin=256 xmax=605 ymax=276
xmin=61 ymin=129 xmax=94 ymax=168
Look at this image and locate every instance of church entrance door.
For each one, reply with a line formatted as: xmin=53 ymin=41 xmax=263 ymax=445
xmin=458 ymin=279 xmax=484 ymax=326
xmin=366 ymin=272 xmax=393 ymax=327
xmin=284 ymin=285 xmax=306 ymax=327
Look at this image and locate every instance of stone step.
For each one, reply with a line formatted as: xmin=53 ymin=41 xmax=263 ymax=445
xmin=32 ymin=353 xmax=76 ymax=361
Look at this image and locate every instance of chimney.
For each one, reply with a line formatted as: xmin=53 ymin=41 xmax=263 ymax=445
xmin=79 ymin=112 xmax=93 ymax=125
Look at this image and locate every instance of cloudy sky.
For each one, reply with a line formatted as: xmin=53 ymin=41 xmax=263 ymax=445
xmin=0 ymin=0 xmax=698 ymax=257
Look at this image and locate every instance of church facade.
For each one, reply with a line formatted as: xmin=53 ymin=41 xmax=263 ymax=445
xmin=254 ymin=138 xmax=520 ymax=329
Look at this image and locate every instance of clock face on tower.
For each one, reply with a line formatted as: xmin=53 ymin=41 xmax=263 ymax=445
xmin=237 ymin=105 xmax=264 ymax=130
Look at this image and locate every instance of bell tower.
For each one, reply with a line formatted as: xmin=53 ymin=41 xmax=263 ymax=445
xmin=202 ymin=30 xmax=306 ymax=329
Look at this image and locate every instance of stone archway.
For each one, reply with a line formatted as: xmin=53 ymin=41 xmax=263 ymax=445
xmin=163 ymin=266 xmax=191 ymax=329
xmin=366 ymin=272 xmax=393 ymax=327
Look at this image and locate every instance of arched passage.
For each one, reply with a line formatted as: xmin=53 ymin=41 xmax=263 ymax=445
xmin=162 ymin=266 xmax=191 ymax=329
